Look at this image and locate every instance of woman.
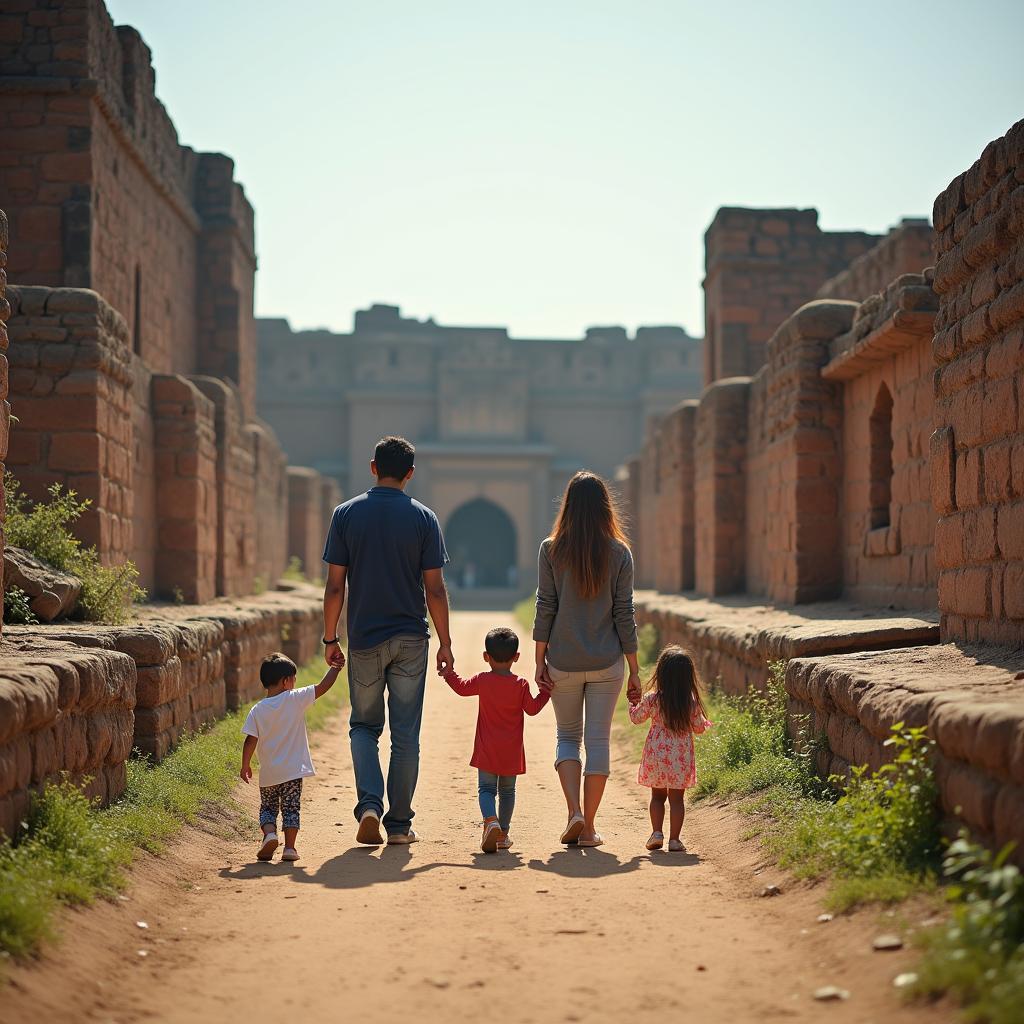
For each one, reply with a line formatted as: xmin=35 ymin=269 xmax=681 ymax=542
xmin=533 ymin=471 xmax=640 ymax=848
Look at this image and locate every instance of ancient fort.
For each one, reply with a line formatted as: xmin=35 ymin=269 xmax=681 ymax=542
xmin=0 ymin=0 xmax=1022 ymax=894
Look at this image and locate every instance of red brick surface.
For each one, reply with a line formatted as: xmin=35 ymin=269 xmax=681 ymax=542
xmin=932 ymin=119 xmax=1024 ymax=645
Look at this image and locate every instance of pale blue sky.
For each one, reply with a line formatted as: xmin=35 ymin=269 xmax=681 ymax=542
xmin=108 ymin=0 xmax=1024 ymax=338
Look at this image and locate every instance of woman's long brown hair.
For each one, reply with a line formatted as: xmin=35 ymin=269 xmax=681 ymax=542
xmin=548 ymin=471 xmax=629 ymax=599
xmin=650 ymin=645 xmax=707 ymax=734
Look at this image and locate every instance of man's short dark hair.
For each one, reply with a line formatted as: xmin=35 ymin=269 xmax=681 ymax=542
xmin=485 ymin=627 xmax=519 ymax=663
xmin=260 ymin=652 xmax=297 ymax=688
xmin=373 ymin=436 xmax=415 ymax=480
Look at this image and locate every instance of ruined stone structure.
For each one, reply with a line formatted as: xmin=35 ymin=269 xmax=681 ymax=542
xmin=0 ymin=1 xmax=334 ymax=833
xmin=0 ymin=0 xmax=336 ymax=599
xmin=258 ymin=308 xmax=702 ymax=596
xmin=624 ymin=121 xmax=1024 ymax=857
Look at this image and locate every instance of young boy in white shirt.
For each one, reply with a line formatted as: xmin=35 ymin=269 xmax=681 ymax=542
xmin=240 ymin=652 xmax=342 ymax=862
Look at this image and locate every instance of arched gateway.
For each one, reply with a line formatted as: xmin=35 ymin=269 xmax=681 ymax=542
xmin=446 ymin=498 xmax=518 ymax=590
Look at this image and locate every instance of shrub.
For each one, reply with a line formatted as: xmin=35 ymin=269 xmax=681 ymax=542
xmin=3 ymin=474 xmax=145 ymax=625
xmin=912 ymin=836 xmax=1024 ymax=1023
xmin=2 ymin=585 xmax=37 ymax=626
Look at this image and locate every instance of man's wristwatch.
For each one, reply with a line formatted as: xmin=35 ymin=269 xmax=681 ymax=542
xmin=322 ymin=636 xmax=340 ymax=645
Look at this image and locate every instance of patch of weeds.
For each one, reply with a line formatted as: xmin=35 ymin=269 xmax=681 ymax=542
xmin=514 ymin=595 xmax=534 ymax=632
xmin=910 ymin=836 xmax=1024 ymax=1023
xmin=282 ymin=556 xmax=306 ymax=582
xmin=0 ymin=659 xmax=346 ymax=965
xmin=2 ymin=585 xmax=37 ymax=626
xmin=4 ymin=473 xmax=145 ymax=624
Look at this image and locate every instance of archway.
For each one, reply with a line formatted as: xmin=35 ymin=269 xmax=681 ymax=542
xmin=446 ymin=498 xmax=518 ymax=589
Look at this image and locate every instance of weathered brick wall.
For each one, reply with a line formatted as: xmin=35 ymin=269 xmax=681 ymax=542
xmin=0 ymin=209 xmax=9 ymax=631
xmin=703 ymin=207 xmax=879 ymax=386
xmin=617 ymin=456 xmax=641 ymax=573
xmin=6 ymin=284 xmax=133 ymax=563
xmin=745 ymin=302 xmax=853 ymax=603
xmin=191 ymin=376 xmax=257 ymax=598
xmin=823 ymin=273 xmax=939 ymax=609
xmin=0 ymin=637 xmax=135 ymax=838
xmin=152 ymin=375 xmax=218 ymax=603
xmin=653 ymin=400 xmax=697 ymax=592
xmin=816 ymin=220 xmax=935 ymax=303
xmin=288 ymin=466 xmax=327 ymax=580
xmin=931 ymin=119 xmax=1024 ymax=646
xmin=694 ymin=378 xmax=750 ymax=595
xmin=250 ymin=422 xmax=289 ymax=590
xmin=787 ymin=645 xmax=1024 ymax=860
xmin=194 ymin=154 xmax=258 ymax=419
xmin=634 ymin=419 xmax=662 ymax=590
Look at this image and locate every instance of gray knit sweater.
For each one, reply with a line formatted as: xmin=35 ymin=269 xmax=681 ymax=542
xmin=532 ymin=538 xmax=638 ymax=672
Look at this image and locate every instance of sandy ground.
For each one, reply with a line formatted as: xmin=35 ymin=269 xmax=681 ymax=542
xmin=1 ymin=610 xmax=955 ymax=1024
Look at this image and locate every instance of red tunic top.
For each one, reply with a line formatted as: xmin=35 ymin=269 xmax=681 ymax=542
xmin=443 ymin=669 xmax=550 ymax=776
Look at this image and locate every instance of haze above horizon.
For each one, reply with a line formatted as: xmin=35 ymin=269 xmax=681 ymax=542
xmin=107 ymin=0 xmax=1024 ymax=339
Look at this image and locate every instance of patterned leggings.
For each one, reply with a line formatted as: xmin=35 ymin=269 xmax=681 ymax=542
xmin=259 ymin=778 xmax=303 ymax=831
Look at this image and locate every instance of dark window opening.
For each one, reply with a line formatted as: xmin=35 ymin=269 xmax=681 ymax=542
xmin=869 ymin=383 xmax=894 ymax=529
xmin=132 ymin=265 xmax=142 ymax=356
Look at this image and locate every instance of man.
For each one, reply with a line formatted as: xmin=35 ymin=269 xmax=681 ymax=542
xmin=322 ymin=435 xmax=453 ymax=845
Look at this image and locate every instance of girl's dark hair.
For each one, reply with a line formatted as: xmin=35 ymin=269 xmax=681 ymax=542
xmin=548 ymin=471 xmax=629 ymax=599
xmin=649 ymin=645 xmax=706 ymax=734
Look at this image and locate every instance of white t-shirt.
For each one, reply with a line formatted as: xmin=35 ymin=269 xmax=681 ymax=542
xmin=241 ymin=686 xmax=317 ymax=788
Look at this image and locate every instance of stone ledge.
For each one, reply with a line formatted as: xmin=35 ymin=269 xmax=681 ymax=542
xmin=786 ymin=644 xmax=1024 ymax=857
xmin=635 ymin=589 xmax=939 ymax=694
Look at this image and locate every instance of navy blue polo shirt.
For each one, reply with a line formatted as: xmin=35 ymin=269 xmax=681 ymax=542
xmin=323 ymin=486 xmax=448 ymax=651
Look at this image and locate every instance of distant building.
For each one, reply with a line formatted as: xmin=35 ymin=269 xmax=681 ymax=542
xmin=257 ymin=305 xmax=703 ymax=597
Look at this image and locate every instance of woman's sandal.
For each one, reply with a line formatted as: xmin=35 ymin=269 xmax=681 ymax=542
xmin=577 ymin=833 xmax=604 ymax=848
xmin=646 ymin=831 xmax=664 ymax=851
xmin=560 ymin=814 xmax=585 ymax=845
xmin=668 ymin=838 xmax=685 ymax=853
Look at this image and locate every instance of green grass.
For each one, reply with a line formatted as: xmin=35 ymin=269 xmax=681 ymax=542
xmin=514 ymin=595 xmax=534 ymax=632
xmin=0 ymin=659 xmax=346 ymax=965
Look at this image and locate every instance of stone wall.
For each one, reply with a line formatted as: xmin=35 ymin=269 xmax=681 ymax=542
xmin=816 ymin=219 xmax=935 ymax=303
xmin=823 ymin=272 xmax=939 ymax=609
xmin=191 ymin=376 xmax=257 ymax=599
xmin=931 ymin=118 xmax=1024 ymax=647
xmin=0 ymin=582 xmax=324 ymax=836
xmin=694 ymin=378 xmax=750 ymax=595
xmin=703 ymin=207 xmax=880 ymax=385
xmin=6 ymin=283 xmax=133 ymax=562
xmin=0 ymin=636 xmax=135 ymax=838
xmin=0 ymin=210 xmax=9 ymax=631
xmin=151 ymin=375 xmax=217 ymax=603
xmin=653 ymin=400 xmax=697 ymax=593
xmin=288 ymin=466 xmax=327 ymax=580
xmin=250 ymin=422 xmax=289 ymax=593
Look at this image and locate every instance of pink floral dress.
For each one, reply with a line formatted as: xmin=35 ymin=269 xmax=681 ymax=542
xmin=628 ymin=692 xmax=712 ymax=789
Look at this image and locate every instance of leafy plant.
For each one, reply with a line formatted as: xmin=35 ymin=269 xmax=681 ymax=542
xmin=4 ymin=473 xmax=145 ymax=624
xmin=282 ymin=556 xmax=306 ymax=582
xmin=912 ymin=836 xmax=1024 ymax=1023
xmin=2 ymin=585 xmax=37 ymax=625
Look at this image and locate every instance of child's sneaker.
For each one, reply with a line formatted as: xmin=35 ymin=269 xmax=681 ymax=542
xmin=497 ymin=830 xmax=513 ymax=851
xmin=281 ymin=847 xmax=299 ymax=862
xmin=646 ymin=831 xmax=664 ymax=851
xmin=481 ymin=817 xmax=501 ymax=853
xmin=257 ymin=832 xmax=279 ymax=861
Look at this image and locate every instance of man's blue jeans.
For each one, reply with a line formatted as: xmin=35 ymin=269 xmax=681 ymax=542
xmin=478 ymin=770 xmax=517 ymax=832
xmin=347 ymin=634 xmax=429 ymax=836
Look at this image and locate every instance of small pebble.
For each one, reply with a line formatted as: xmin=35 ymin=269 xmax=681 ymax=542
xmin=136 ymin=950 xmax=149 ymax=958
xmin=427 ymin=978 xmax=450 ymax=989
xmin=817 ymin=913 xmax=834 ymax=923
xmin=136 ymin=921 xmax=148 ymax=930
xmin=696 ymin=964 xmax=706 ymax=972
xmin=458 ymin=885 xmax=467 ymax=890
xmin=812 ymin=986 xmax=849 ymax=1001
xmin=873 ymin=934 xmax=903 ymax=951
xmin=893 ymin=972 xmax=918 ymax=989
xmin=536 ymin=889 xmax=549 ymax=894
xmin=760 ymin=884 xmax=782 ymax=897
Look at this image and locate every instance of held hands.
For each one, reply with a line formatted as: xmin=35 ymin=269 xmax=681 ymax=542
xmin=436 ymin=644 xmax=455 ymax=675
xmin=324 ymin=641 xmax=345 ymax=669
xmin=626 ymin=671 xmax=642 ymax=704
xmin=240 ymin=763 xmax=253 ymax=784
xmin=536 ymin=660 xmax=554 ymax=693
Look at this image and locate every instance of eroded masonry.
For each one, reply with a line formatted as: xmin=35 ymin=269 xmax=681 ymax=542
xmin=622 ymin=123 xmax=1024 ymax=858
xmin=0 ymin=0 xmax=337 ymax=837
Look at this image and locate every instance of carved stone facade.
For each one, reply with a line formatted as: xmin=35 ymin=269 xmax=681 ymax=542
xmin=258 ymin=307 xmax=703 ymax=595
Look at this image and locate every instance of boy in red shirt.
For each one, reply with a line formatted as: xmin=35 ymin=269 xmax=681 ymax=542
xmin=442 ymin=626 xmax=551 ymax=852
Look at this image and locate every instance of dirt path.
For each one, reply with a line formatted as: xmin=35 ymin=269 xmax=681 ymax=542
xmin=2 ymin=611 xmax=952 ymax=1024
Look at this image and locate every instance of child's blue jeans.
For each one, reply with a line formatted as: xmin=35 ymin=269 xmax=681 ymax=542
xmin=478 ymin=770 xmax=516 ymax=831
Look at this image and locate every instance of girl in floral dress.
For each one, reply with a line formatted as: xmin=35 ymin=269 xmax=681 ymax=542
xmin=628 ymin=646 xmax=712 ymax=852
